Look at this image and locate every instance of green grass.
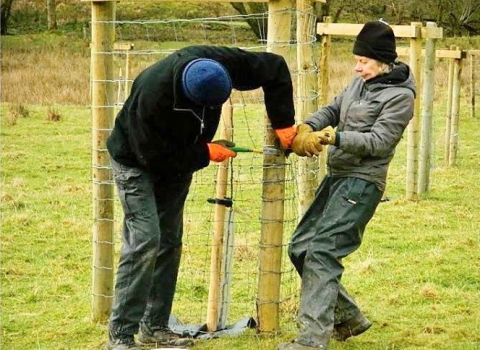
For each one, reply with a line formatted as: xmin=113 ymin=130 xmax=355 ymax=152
xmin=1 ymin=105 xmax=101 ymax=349
xmin=2 ymin=94 xmax=480 ymax=350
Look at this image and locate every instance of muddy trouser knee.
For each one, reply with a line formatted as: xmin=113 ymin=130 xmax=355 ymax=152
xmin=288 ymin=176 xmax=382 ymax=347
xmin=108 ymin=158 xmax=191 ymax=335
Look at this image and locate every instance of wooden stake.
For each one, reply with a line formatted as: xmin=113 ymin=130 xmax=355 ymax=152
xmin=444 ymin=45 xmax=456 ymax=165
xmin=206 ymin=100 xmax=233 ymax=332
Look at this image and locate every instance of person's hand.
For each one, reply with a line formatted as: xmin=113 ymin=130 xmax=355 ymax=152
xmin=292 ymin=124 xmax=312 ymax=156
xmin=303 ymin=133 xmax=324 ymax=156
xmin=317 ymin=126 xmax=336 ymax=145
xmin=292 ymin=124 xmax=323 ymax=157
xmin=207 ymin=142 xmax=237 ymax=162
xmin=274 ymin=125 xmax=297 ymax=149
xmin=211 ymin=139 xmax=236 ymax=148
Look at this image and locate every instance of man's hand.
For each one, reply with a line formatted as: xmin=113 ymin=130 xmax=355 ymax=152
xmin=292 ymin=124 xmax=323 ymax=157
xmin=274 ymin=125 xmax=297 ymax=150
xmin=317 ymin=126 xmax=336 ymax=145
xmin=207 ymin=142 xmax=237 ymax=162
xmin=211 ymin=139 xmax=236 ymax=148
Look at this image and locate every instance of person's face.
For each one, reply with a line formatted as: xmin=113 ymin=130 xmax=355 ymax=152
xmin=354 ymin=55 xmax=383 ymax=81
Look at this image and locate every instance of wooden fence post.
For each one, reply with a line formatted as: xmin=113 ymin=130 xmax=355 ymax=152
xmin=405 ymin=22 xmax=422 ymax=200
xmin=257 ymin=0 xmax=291 ymax=334
xmin=91 ymin=0 xmax=115 ymax=324
xmin=296 ymin=0 xmax=319 ymax=216
xmin=317 ymin=16 xmax=331 ymax=178
xmin=469 ymin=51 xmax=478 ymax=118
xmin=448 ymin=48 xmax=464 ymax=166
xmin=418 ymin=22 xmax=438 ymax=194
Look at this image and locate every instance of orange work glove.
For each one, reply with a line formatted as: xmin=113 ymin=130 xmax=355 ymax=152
xmin=274 ymin=125 xmax=297 ymax=149
xmin=207 ymin=142 xmax=237 ymax=162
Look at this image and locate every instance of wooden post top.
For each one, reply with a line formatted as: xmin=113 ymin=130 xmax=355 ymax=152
xmin=317 ymin=22 xmax=443 ymax=39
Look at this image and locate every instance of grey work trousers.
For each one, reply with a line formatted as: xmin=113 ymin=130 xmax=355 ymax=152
xmin=108 ymin=158 xmax=192 ymax=335
xmin=288 ymin=176 xmax=382 ymax=348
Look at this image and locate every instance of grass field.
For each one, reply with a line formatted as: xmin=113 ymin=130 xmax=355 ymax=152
xmin=2 ymin=14 xmax=480 ymax=350
xmin=2 ymin=97 xmax=479 ymax=350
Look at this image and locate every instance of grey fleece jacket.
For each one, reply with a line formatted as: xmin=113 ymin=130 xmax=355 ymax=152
xmin=304 ymin=62 xmax=416 ymax=192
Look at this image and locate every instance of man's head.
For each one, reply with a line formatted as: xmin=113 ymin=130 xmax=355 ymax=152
xmin=181 ymin=58 xmax=232 ymax=106
xmin=353 ymin=20 xmax=397 ymax=65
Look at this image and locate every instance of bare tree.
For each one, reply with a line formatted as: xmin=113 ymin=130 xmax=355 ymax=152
xmin=47 ymin=0 xmax=57 ymax=30
xmin=1 ymin=0 xmax=15 ymax=35
xmin=447 ymin=0 xmax=480 ymax=35
xmin=317 ymin=0 xmax=390 ymax=24
xmin=314 ymin=0 xmax=352 ymax=23
xmin=323 ymin=0 xmax=480 ymax=35
xmin=405 ymin=0 xmax=480 ymax=35
xmin=230 ymin=2 xmax=268 ymax=41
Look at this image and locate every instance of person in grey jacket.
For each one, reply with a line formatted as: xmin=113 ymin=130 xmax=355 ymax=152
xmin=278 ymin=20 xmax=416 ymax=350
xmin=106 ymin=45 xmax=297 ymax=350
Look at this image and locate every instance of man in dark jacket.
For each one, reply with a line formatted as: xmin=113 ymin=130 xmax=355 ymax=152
xmin=105 ymin=45 xmax=296 ymax=350
xmin=278 ymin=21 xmax=416 ymax=350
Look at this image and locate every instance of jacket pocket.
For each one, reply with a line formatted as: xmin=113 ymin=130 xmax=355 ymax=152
xmin=341 ymin=177 xmax=368 ymax=206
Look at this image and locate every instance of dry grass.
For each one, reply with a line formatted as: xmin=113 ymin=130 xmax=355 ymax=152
xmin=1 ymin=34 xmax=90 ymax=106
xmin=2 ymin=33 xmax=478 ymax=109
xmin=46 ymin=107 xmax=62 ymax=122
xmin=3 ymin=104 xmax=30 ymax=126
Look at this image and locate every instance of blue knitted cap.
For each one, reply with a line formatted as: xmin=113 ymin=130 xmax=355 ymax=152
xmin=181 ymin=58 xmax=232 ymax=106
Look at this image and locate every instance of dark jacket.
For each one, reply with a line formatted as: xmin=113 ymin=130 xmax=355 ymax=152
xmin=107 ymin=45 xmax=295 ymax=177
xmin=305 ymin=62 xmax=416 ymax=191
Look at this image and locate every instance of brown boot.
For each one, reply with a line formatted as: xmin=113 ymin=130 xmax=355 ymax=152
xmin=105 ymin=331 xmax=141 ymax=350
xmin=138 ymin=324 xmax=194 ymax=347
xmin=332 ymin=312 xmax=372 ymax=341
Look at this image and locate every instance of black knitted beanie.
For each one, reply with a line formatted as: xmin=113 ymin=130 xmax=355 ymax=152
xmin=353 ymin=20 xmax=397 ymax=64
